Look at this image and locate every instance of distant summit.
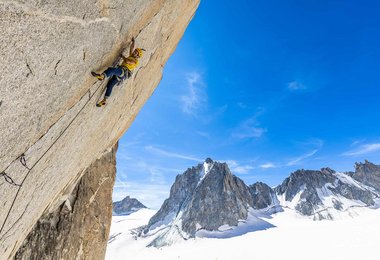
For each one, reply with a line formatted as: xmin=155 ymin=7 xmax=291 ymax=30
xmin=137 ymin=159 xmax=380 ymax=247
xmin=113 ymin=196 xmax=147 ymax=216
xmin=350 ymin=160 xmax=380 ymax=191
xmin=276 ymin=167 xmax=376 ymax=219
xmin=140 ymin=158 xmax=277 ymax=247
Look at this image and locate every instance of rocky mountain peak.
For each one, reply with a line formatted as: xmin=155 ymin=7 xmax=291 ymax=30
xmin=355 ymin=160 xmax=379 ymax=173
xmin=140 ymin=159 xmax=276 ymax=247
xmin=248 ymin=182 xmax=277 ymax=210
xmin=137 ymin=160 xmax=380 ymax=248
xmin=276 ymin=169 xmax=336 ymax=201
xmin=113 ymin=196 xmax=147 ymax=216
xmin=352 ymin=160 xmax=380 ymax=191
xmin=205 ymin=157 xmax=214 ymax=164
xmin=321 ymin=167 xmax=335 ymax=174
xmin=276 ymin=166 xmax=378 ymax=219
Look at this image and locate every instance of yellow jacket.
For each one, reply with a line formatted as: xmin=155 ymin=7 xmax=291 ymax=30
xmin=121 ymin=56 xmax=139 ymax=71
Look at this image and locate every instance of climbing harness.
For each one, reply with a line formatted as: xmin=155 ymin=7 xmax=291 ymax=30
xmin=96 ymin=51 xmax=128 ymax=103
xmin=117 ymin=66 xmax=132 ymax=84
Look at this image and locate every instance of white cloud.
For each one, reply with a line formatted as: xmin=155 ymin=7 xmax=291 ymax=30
xmin=303 ymin=138 xmax=324 ymax=148
xmin=286 ymin=149 xmax=319 ymax=166
xmin=180 ymin=72 xmax=207 ymax=116
xmin=145 ymin=145 xmax=203 ymax=162
xmin=232 ymin=127 xmax=266 ymax=139
xmin=342 ymin=143 xmax=380 ymax=156
xmin=195 ymin=131 xmax=210 ymax=138
xmin=260 ymin=163 xmax=276 ymax=169
xmin=231 ymin=116 xmax=267 ymax=140
xmin=350 ymin=139 xmax=366 ymax=147
xmin=226 ymin=160 xmax=255 ymax=174
xmin=287 ymin=80 xmax=306 ymax=91
xmin=237 ymin=102 xmax=247 ymax=109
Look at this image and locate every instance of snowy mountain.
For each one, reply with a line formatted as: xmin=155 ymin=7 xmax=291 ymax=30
xmin=276 ymin=167 xmax=378 ymax=220
xmin=106 ymin=207 xmax=380 ymax=260
xmin=113 ymin=196 xmax=147 ymax=216
xmin=139 ymin=159 xmax=278 ymax=247
xmin=136 ymin=159 xmax=380 ymax=247
xmin=348 ymin=160 xmax=380 ymax=192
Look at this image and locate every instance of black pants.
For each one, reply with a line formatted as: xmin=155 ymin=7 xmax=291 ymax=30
xmin=104 ymin=66 xmax=131 ymax=98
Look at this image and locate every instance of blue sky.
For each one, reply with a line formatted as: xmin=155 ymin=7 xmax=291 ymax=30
xmin=114 ymin=0 xmax=380 ymax=209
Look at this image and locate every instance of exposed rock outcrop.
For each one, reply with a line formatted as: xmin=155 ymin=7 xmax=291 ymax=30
xmin=113 ymin=196 xmax=147 ymax=216
xmin=248 ymin=182 xmax=277 ymax=210
xmin=140 ymin=159 xmax=380 ymax=247
xmin=350 ymin=160 xmax=380 ymax=191
xmin=276 ymin=167 xmax=377 ymax=219
xmin=0 ymin=1 xmax=199 ymax=258
xmin=15 ymin=144 xmax=117 ymax=260
xmin=142 ymin=159 xmax=275 ymax=247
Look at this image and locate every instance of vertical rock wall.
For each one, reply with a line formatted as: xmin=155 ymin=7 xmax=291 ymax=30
xmin=0 ymin=0 xmax=200 ymax=259
xmin=14 ymin=144 xmax=117 ymax=260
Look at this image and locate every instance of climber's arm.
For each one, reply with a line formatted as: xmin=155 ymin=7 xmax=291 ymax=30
xmin=129 ymin=37 xmax=135 ymax=56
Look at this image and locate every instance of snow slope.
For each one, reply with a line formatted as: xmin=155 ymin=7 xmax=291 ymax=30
xmin=106 ymin=207 xmax=380 ymax=260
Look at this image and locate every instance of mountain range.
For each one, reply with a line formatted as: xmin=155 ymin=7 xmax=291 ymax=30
xmin=137 ymin=158 xmax=380 ymax=247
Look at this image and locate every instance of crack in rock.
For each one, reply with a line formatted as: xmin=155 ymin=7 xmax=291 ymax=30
xmin=25 ymin=59 xmax=34 ymax=77
xmin=54 ymin=59 xmax=62 ymax=76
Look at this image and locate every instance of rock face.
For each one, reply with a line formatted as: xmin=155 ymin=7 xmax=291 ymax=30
xmin=142 ymin=159 xmax=275 ymax=247
xmin=140 ymin=159 xmax=380 ymax=247
xmin=113 ymin=196 xmax=147 ymax=216
xmin=0 ymin=1 xmax=199 ymax=259
xmin=276 ymin=167 xmax=377 ymax=219
xmin=15 ymin=144 xmax=117 ymax=260
xmin=350 ymin=160 xmax=380 ymax=191
xmin=249 ymin=182 xmax=277 ymax=210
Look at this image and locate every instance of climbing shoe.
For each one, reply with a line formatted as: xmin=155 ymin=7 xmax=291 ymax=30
xmin=91 ymin=71 xmax=105 ymax=81
xmin=96 ymin=99 xmax=107 ymax=107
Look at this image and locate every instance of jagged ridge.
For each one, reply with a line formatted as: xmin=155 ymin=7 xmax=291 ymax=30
xmin=113 ymin=196 xmax=147 ymax=216
xmin=140 ymin=159 xmax=380 ymax=247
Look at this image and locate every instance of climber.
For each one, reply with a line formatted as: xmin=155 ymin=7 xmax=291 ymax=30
xmin=91 ymin=37 xmax=145 ymax=107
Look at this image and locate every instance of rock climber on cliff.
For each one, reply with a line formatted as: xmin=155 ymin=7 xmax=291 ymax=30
xmin=91 ymin=37 xmax=145 ymax=107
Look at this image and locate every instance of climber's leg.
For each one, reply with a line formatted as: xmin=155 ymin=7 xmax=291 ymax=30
xmin=104 ymin=76 xmax=120 ymax=97
xmin=104 ymin=67 xmax=124 ymax=78
xmin=96 ymin=76 xmax=120 ymax=107
xmin=92 ymin=66 xmax=124 ymax=81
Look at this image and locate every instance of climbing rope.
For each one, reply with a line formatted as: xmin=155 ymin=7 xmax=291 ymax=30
xmin=0 ymin=74 xmax=107 ymax=237
xmin=0 ymin=47 xmax=129 ymax=237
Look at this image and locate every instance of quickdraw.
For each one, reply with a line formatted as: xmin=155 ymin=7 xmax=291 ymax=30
xmin=0 ymin=172 xmax=21 ymax=187
xmin=0 ymin=154 xmax=30 ymax=187
xmin=20 ymin=154 xmax=30 ymax=170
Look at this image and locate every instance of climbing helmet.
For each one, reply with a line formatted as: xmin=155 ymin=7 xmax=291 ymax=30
xmin=134 ymin=48 xmax=144 ymax=58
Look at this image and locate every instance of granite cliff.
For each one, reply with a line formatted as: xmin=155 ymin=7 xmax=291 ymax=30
xmin=0 ymin=1 xmax=199 ymax=259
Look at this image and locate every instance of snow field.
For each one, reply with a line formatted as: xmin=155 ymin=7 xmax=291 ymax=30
xmin=106 ymin=207 xmax=380 ymax=260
